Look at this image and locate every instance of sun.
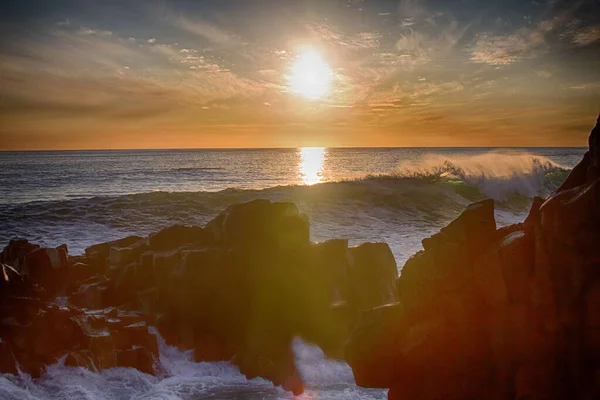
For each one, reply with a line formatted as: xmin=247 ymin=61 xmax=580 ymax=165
xmin=287 ymin=48 xmax=333 ymax=100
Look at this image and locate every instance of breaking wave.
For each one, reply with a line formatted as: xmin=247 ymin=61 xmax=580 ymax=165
xmin=0 ymin=151 xmax=570 ymax=261
xmin=0 ymin=330 xmax=386 ymax=400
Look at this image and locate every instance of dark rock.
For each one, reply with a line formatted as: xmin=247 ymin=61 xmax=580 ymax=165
xmin=1 ymin=239 xmax=40 ymax=272
xmin=108 ymin=240 xmax=147 ymax=268
xmin=0 ymin=340 xmax=17 ymax=374
xmin=346 ymin=117 xmax=600 ymax=400
xmin=345 ymin=303 xmax=405 ymax=388
xmin=147 ymin=225 xmax=208 ymax=251
xmin=116 ymin=347 xmax=155 ymax=374
xmin=84 ymin=236 xmax=143 ymax=270
xmin=422 ymin=199 xmax=496 ymax=251
xmin=498 ymin=231 xmax=533 ymax=305
xmin=348 ymin=242 xmax=397 ymax=314
xmin=20 ymin=245 xmax=68 ymax=293
xmin=70 ymin=275 xmax=112 ymax=309
xmin=211 ymin=199 xmax=310 ymax=250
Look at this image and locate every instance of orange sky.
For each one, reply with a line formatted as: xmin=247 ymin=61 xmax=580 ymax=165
xmin=1 ymin=0 xmax=599 ymax=149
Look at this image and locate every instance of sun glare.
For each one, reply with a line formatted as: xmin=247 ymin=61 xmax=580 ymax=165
xmin=287 ymin=48 xmax=333 ymax=100
xmin=299 ymin=147 xmax=326 ymax=185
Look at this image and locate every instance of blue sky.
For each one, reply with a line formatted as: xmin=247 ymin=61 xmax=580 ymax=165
xmin=1 ymin=0 xmax=599 ymax=149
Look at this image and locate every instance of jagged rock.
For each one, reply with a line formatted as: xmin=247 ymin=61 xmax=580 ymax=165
xmin=421 ymin=198 xmax=496 ymax=251
xmin=108 ymin=240 xmax=147 ymax=268
xmin=116 ymin=346 xmax=155 ymax=374
xmin=1 ymin=239 xmax=40 ymax=272
xmin=147 ymin=225 xmax=208 ymax=251
xmin=1 ymin=199 xmax=399 ymax=394
xmin=85 ymin=236 xmax=144 ymax=270
xmin=346 ymin=117 xmax=600 ymax=400
xmin=348 ymin=243 xmax=397 ymax=314
xmin=210 ymin=199 xmax=310 ymax=250
xmin=70 ymin=275 xmax=112 ymax=309
xmin=344 ymin=303 xmax=405 ymax=388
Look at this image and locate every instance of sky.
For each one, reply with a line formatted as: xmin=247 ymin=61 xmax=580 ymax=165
xmin=1 ymin=0 xmax=599 ymax=150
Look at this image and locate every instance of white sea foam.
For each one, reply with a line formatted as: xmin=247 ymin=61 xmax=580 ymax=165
xmin=0 ymin=330 xmax=386 ymax=400
xmin=394 ymin=150 xmax=567 ymax=201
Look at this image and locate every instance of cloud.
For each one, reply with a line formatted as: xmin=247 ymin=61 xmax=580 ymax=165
xmin=311 ymin=24 xmax=381 ymax=50
xmin=0 ymin=23 xmax=270 ymax=127
xmin=77 ymin=27 xmax=112 ymax=37
xmin=571 ymin=25 xmax=600 ymax=46
xmin=536 ymin=70 xmax=553 ymax=79
xmin=173 ymin=16 xmax=241 ymax=46
xmin=469 ymin=16 xmax=563 ymax=65
xmin=147 ymin=38 xmax=156 ymax=43
xmin=569 ymin=82 xmax=600 ymax=90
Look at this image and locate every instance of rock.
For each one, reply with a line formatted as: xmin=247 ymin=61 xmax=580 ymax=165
xmin=348 ymin=242 xmax=398 ymax=314
xmin=84 ymin=236 xmax=143 ymax=270
xmin=147 ymin=225 xmax=208 ymax=251
xmin=116 ymin=347 xmax=155 ymax=374
xmin=346 ymin=117 xmax=600 ymax=400
xmin=235 ymin=336 xmax=304 ymax=396
xmin=70 ymin=275 xmax=112 ymax=309
xmin=20 ymin=245 xmax=69 ymax=293
xmin=0 ymin=339 xmax=17 ymax=374
xmin=498 ymin=230 xmax=533 ymax=305
xmin=421 ymin=199 xmax=496 ymax=251
xmin=108 ymin=240 xmax=147 ymax=268
xmin=345 ymin=303 xmax=405 ymax=388
xmin=1 ymin=239 xmax=40 ymax=272
xmin=582 ymin=279 xmax=600 ymax=394
xmin=211 ymin=199 xmax=310 ymax=250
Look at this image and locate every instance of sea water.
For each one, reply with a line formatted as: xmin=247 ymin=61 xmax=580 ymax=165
xmin=0 ymin=147 xmax=585 ymax=399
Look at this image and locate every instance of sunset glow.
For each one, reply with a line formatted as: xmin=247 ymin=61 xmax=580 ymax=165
xmin=299 ymin=147 xmax=326 ymax=185
xmin=1 ymin=0 xmax=599 ymax=149
xmin=287 ymin=48 xmax=333 ymax=100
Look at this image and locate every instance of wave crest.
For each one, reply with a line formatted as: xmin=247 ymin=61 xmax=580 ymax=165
xmin=392 ymin=151 xmax=568 ymax=201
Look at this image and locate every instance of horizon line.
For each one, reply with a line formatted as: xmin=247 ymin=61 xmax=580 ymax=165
xmin=0 ymin=145 xmax=589 ymax=152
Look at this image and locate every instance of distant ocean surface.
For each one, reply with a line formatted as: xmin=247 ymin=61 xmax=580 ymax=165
xmin=0 ymin=147 xmax=586 ymax=400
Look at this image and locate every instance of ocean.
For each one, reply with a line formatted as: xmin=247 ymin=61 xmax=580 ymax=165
xmin=0 ymin=147 xmax=586 ymax=399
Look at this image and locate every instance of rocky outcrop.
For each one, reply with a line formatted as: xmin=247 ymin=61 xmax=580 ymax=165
xmin=0 ymin=199 xmax=397 ymax=395
xmin=345 ymin=117 xmax=600 ymax=400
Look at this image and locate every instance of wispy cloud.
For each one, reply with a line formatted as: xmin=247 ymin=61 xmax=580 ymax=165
xmin=0 ymin=23 xmax=269 ymax=124
xmin=571 ymin=25 xmax=600 ymax=46
xmin=469 ymin=19 xmax=557 ymax=65
xmin=172 ymin=15 xmax=242 ymax=46
xmin=1 ymin=0 xmax=598 ymax=148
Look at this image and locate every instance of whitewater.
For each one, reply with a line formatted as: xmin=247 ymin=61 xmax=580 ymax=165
xmin=0 ymin=147 xmax=585 ymax=399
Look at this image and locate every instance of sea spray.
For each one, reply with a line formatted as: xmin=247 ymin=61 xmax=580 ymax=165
xmin=0 ymin=331 xmax=386 ymax=400
xmin=0 ymin=151 xmax=571 ymax=265
xmin=394 ymin=150 xmax=569 ymax=201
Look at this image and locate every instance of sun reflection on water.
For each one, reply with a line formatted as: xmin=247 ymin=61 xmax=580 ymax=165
xmin=299 ymin=147 xmax=326 ymax=185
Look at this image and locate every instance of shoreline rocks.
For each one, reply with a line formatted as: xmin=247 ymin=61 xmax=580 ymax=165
xmin=0 ymin=199 xmax=397 ymax=395
xmin=345 ymin=116 xmax=600 ymax=400
xmin=3 ymin=116 xmax=599 ymax=398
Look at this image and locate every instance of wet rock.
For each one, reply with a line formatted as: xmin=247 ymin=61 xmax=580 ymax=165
xmin=0 ymin=199 xmax=408 ymax=394
xmin=70 ymin=275 xmax=112 ymax=309
xmin=345 ymin=303 xmax=405 ymax=388
xmin=20 ymin=245 xmax=68 ymax=292
xmin=1 ymin=239 xmax=40 ymax=272
xmin=85 ymin=236 xmax=143 ymax=271
xmin=348 ymin=242 xmax=397 ymax=313
xmin=116 ymin=346 xmax=155 ymax=374
xmin=213 ymin=199 xmax=310 ymax=250
xmin=147 ymin=225 xmax=208 ymax=251
xmin=108 ymin=240 xmax=147 ymax=268
xmin=421 ymin=199 xmax=496 ymax=251
xmin=346 ymin=117 xmax=600 ymax=400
